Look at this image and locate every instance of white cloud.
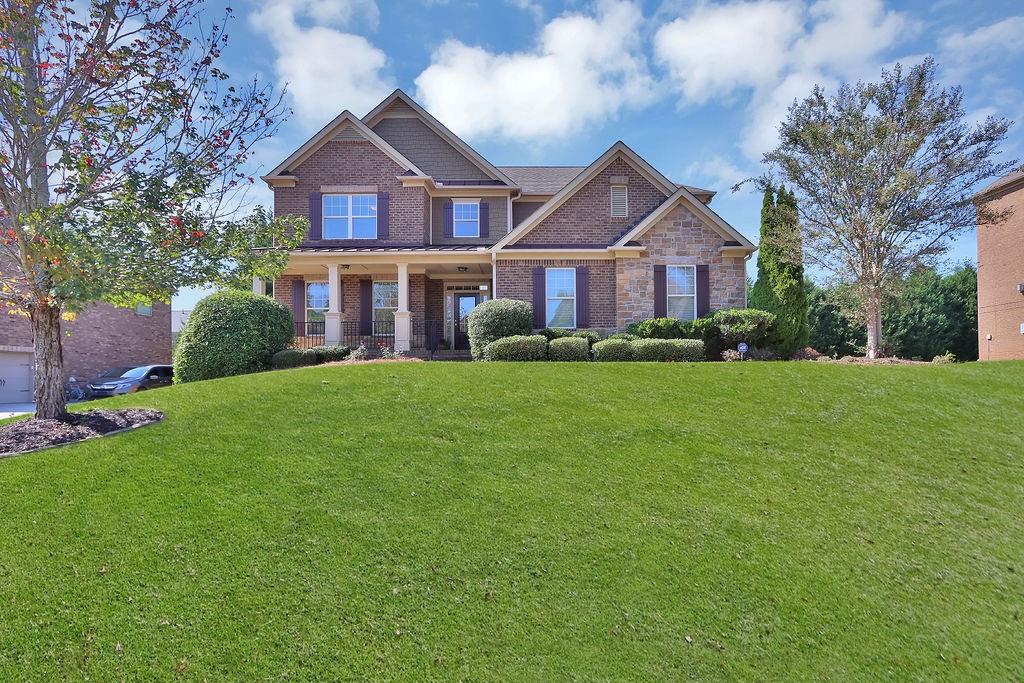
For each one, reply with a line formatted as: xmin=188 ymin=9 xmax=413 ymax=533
xmin=413 ymin=0 xmax=655 ymax=141
xmin=250 ymin=0 xmax=393 ymax=125
xmin=940 ymin=16 xmax=1024 ymax=80
xmin=685 ymin=156 xmax=757 ymax=199
xmin=792 ymin=0 xmax=911 ymax=77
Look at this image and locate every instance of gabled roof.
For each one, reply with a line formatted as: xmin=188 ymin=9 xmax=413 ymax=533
xmin=262 ymin=110 xmax=425 ymax=184
xmin=499 ymin=166 xmax=587 ymax=194
xmin=363 ymin=90 xmax=514 ymax=186
xmin=492 ymin=141 xmax=679 ymax=250
xmin=612 ymin=186 xmax=756 ymax=252
xmin=975 ymin=168 xmax=1024 ymax=201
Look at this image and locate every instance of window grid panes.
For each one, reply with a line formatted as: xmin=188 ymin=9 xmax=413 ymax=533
xmin=666 ymin=265 xmax=696 ymax=321
xmin=323 ymin=194 xmax=377 ymax=239
xmin=373 ymin=281 xmax=399 ymax=327
xmin=453 ymin=200 xmax=480 ymax=238
xmin=545 ymin=267 xmax=576 ymax=328
xmin=306 ymin=281 xmax=329 ymax=323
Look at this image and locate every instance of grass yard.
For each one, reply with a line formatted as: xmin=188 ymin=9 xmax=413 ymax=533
xmin=0 ymin=361 xmax=1022 ymax=680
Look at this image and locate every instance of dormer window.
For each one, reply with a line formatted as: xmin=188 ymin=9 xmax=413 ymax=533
xmin=453 ymin=199 xmax=480 ymax=238
xmin=610 ymin=185 xmax=628 ymax=217
xmin=323 ymin=194 xmax=377 ymax=239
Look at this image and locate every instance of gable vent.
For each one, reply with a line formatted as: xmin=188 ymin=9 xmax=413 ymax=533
xmin=610 ymin=185 xmax=628 ymax=217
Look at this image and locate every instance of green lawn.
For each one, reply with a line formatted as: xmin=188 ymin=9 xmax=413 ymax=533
xmin=1 ymin=361 xmax=1022 ymax=680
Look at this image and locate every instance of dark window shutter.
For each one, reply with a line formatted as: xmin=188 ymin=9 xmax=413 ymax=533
xmin=696 ymin=265 xmax=711 ymax=318
xmin=443 ymin=199 xmax=454 ymax=238
xmin=575 ymin=266 xmax=589 ymax=329
xmin=359 ymin=279 xmax=372 ymax=335
xmin=653 ymin=264 xmax=667 ymax=317
xmin=377 ymin=192 xmax=389 ymax=239
xmin=479 ymin=201 xmax=489 ymax=238
xmin=292 ymin=278 xmax=306 ymax=332
xmin=308 ymin=192 xmax=322 ymax=241
xmin=532 ymin=267 xmax=545 ymax=328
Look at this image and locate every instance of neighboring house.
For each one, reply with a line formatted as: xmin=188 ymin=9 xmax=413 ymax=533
xmin=259 ymin=89 xmax=756 ymax=354
xmin=0 ymin=297 xmax=171 ymax=402
xmin=976 ymin=169 xmax=1024 ymax=360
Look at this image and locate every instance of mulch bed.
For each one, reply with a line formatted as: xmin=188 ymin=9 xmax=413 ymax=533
xmin=0 ymin=408 xmax=164 ymax=456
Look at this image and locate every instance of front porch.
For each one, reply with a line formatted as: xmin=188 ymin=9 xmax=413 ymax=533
xmin=260 ymin=249 xmax=494 ymax=357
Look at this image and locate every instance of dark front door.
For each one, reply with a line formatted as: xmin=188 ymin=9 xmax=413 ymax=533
xmin=454 ymin=294 xmax=480 ymax=350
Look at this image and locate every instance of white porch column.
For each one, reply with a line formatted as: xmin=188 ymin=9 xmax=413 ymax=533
xmin=394 ymin=262 xmax=411 ymax=352
xmin=325 ymin=264 xmax=341 ymax=345
xmin=252 ymin=276 xmax=264 ymax=296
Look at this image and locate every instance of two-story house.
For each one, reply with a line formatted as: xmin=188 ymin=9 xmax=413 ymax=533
xmin=258 ymin=90 xmax=756 ymax=354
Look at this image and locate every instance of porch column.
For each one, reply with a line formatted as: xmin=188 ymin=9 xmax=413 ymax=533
xmin=325 ymin=263 xmax=341 ymax=345
xmin=394 ymin=262 xmax=411 ymax=352
xmin=252 ymin=276 xmax=264 ymax=296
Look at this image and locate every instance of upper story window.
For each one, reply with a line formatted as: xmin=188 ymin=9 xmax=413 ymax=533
xmin=323 ymin=194 xmax=377 ymax=239
xmin=545 ymin=267 xmax=576 ymax=328
xmin=666 ymin=265 xmax=696 ymax=321
xmin=453 ymin=200 xmax=480 ymax=238
xmin=135 ymin=302 xmax=153 ymax=317
xmin=306 ymin=281 xmax=329 ymax=322
xmin=610 ymin=185 xmax=628 ymax=217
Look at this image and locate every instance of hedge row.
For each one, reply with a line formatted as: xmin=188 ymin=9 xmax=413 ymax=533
xmin=483 ymin=335 xmax=705 ymax=362
xmin=271 ymin=345 xmax=351 ymax=369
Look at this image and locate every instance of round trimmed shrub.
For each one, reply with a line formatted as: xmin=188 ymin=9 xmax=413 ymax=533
xmin=174 ymin=290 xmax=293 ymax=382
xmin=482 ymin=334 xmax=548 ymax=361
xmin=629 ymin=338 xmax=705 ymax=362
xmin=548 ymin=336 xmax=591 ymax=361
xmin=271 ymin=348 xmax=318 ymax=369
xmin=592 ymin=338 xmax=633 ymax=361
xmin=572 ymin=329 xmax=602 ymax=347
xmin=311 ymin=345 xmax=351 ymax=363
xmin=539 ymin=327 xmax=573 ymax=341
xmin=467 ymin=299 xmax=533 ymax=360
xmin=627 ymin=317 xmax=686 ymax=339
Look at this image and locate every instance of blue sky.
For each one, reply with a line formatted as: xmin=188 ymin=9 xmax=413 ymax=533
xmin=175 ymin=0 xmax=1024 ymax=309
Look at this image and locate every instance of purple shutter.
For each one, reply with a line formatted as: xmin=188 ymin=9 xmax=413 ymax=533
xmin=377 ymin=192 xmax=389 ymax=239
xmin=653 ymin=264 xmax=667 ymax=318
xmin=359 ymin=279 xmax=372 ymax=335
xmin=443 ymin=199 xmax=454 ymax=238
xmin=532 ymin=267 xmax=545 ymax=328
xmin=308 ymin=192 xmax=322 ymax=241
xmin=696 ymin=265 xmax=711 ymax=318
xmin=575 ymin=266 xmax=589 ymax=329
xmin=292 ymin=278 xmax=305 ymax=333
xmin=479 ymin=201 xmax=489 ymax=238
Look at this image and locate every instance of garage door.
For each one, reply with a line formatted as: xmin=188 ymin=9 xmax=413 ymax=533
xmin=0 ymin=351 xmax=34 ymax=403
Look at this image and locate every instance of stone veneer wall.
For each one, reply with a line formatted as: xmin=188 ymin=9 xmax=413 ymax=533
xmin=616 ymin=204 xmax=746 ymax=328
xmin=495 ymin=259 xmax=617 ymax=329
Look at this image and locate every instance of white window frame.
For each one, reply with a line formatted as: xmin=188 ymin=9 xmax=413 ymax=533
xmin=372 ymin=280 xmax=399 ymax=329
xmin=453 ymin=199 xmax=480 ymax=238
xmin=666 ymin=265 xmax=697 ymax=321
xmin=545 ymin=267 xmax=577 ymax=329
xmin=610 ymin=184 xmax=628 ymax=218
xmin=306 ymin=281 xmax=329 ymax=322
xmin=322 ymin=193 xmax=377 ymax=239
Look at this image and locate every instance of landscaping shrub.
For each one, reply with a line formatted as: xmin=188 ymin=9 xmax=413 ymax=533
xmin=271 ymin=348 xmax=318 ymax=369
xmin=482 ymin=334 xmax=548 ymax=361
xmin=467 ymin=299 xmax=533 ymax=360
xmin=592 ymin=338 xmax=633 ymax=361
xmin=572 ymin=329 xmax=602 ymax=347
xmin=174 ymin=290 xmax=293 ymax=382
xmin=606 ymin=332 xmax=639 ymax=341
xmin=630 ymin=338 xmax=705 ymax=362
xmin=539 ymin=327 xmax=573 ymax=341
xmin=690 ymin=309 xmax=776 ymax=360
xmin=626 ymin=317 xmax=685 ymax=339
xmin=932 ymin=351 xmax=957 ymax=364
xmin=311 ymin=345 xmax=351 ymax=363
xmin=548 ymin=336 xmax=591 ymax=361
xmin=790 ymin=347 xmax=823 ymax=361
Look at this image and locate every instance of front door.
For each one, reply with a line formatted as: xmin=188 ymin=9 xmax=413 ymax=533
xmin=454 ymin=294 xmax=480 ymax=350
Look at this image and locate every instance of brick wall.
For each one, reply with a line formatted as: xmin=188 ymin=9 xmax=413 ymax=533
xmin=977 ymin=184 xmax=1024 ymax=360
xmin=496 ymin=259 xmax=617 ymax=329
xmin=274 ymin=272 xmax=428 ymax=325
xmin=430 ymin=196 xmax=509 ymax=245
xmin=426 ymin=278 xmax=444 ymax=325
xmin=274 ymin=140 xmax=428 ymax=245
xmin=372 ymin=117 xmax=490 ymax=181
xmin=616 ymin=204 xmax=747 ymax=328
xmin=521 ymin=158 xmax=667 ymax=246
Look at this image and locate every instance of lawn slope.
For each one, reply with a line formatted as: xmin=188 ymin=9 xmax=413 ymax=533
xmin=1 ymin=362 xmax=1022 ymax=680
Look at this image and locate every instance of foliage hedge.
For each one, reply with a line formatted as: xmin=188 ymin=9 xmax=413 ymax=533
xmin=548 ymin=337 xmax=591 ymax=361
xmin=625 ymin=317 xmax=687 ymax=339
xmin=592 ymin=338 xmax=633 ymax=361
xmin=629 ymin=338 xmax=705 ymax=362
xmin=482 ymin=334 xmax=549 ymax=361
xmin=271 ymin=348 xmax=318 ymax=369
xmin=311 ymin=345 xmax=351 ymax=363
xmin=174 ymin=290 xmax=293 ymax=382
xmin=539 ymin=327 xmax=603 ymax=347
xmin=467 ymin=299 xmax=533 ymax=360
xmin=626 ymin=309 xmax=776 ymax=360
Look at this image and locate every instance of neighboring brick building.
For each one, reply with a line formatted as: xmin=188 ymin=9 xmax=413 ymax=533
xmin=976 ymin=169 xmax=1024 ymax=360
xmin=258 ymin=89 xmax=756 ymax=354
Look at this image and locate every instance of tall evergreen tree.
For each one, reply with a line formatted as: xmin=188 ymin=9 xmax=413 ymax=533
xmin=750 ymin=187 xmax=809 ymax=355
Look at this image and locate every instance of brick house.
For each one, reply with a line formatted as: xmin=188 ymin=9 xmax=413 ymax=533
xmin=258 ymin=90 xmax=756 ymax=354
xmin=976 ymin=169 xmax=1024 ymax=360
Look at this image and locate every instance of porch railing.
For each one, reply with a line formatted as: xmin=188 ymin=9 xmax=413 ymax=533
xmin=293 ymin=321 xmax=325 ymax=349
xmin=293 ymin=319 xmax=441 ymax=357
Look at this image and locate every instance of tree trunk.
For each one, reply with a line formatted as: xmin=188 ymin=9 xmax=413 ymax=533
xmin=865 ymin=290 xmax=883 ymax=359
xmin=31 ymin=304 xmax=67 ymax=419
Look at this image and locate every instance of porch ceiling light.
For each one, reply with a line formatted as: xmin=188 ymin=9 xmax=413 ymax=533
xmin=340 ymin=264 xmax=350 ymax=270
xmin=457 ymin=266 xmax=469 ymax=272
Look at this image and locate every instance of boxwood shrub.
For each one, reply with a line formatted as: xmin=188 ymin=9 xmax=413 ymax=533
xmin=548 ymin=336 xmax=591 ymax=361
xmin=174 ymin=290 xmax=293 ymax=382
xmin=540 ymin=328 xmax=602 ymax=347
xmin=592 ymin=338 xmax=633 ymax=361
xmin=626 ymin=317 xmax=686 ymax=339
xmin=271 ymin=348 xmax=319 ymax=369
xmin=629 ymin=338 xmax=705 ymax=362
xmin=467 ymin=299 xmax=533 ymax=360
xmin=311 ymin=345 xmax=351 ymax=363
xmin=482 ymin=334 xmax=548 ymax=361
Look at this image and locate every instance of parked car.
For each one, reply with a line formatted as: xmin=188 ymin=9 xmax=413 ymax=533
xmin=86 ymin=365 xmax=174 ymax=398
